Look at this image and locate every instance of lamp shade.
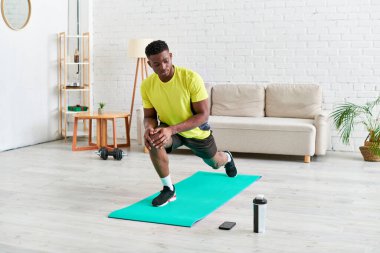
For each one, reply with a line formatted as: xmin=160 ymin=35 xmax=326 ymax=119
xmin=127 ymin=39 xmax=153 ymax=58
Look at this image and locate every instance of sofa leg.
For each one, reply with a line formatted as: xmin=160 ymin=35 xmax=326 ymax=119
xmin=304 ymin=155 xmax=311 ymax=163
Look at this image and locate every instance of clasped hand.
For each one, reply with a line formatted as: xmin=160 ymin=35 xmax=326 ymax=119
xmin=144 ymin=127 xmax=172 ymax=150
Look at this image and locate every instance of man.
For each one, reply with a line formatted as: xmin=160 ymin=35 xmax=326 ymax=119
xmin=141 ymin=40 xmax=237 ymax=207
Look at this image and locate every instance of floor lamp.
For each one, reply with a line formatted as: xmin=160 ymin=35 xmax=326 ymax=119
xmin=127 ymin=39 xmax=152 ymax=135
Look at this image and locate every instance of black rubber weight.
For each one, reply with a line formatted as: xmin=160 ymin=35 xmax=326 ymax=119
xmin=113 ymin=148 xmax=123 ymax=160
xmin=99 ymin=147 xmax=108 ymax=160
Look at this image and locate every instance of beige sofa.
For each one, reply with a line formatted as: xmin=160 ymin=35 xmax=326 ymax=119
xmin=137 ymin=84 xmax=329 ymax=163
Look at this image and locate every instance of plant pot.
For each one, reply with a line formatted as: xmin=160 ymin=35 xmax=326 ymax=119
xmin=359 ymin=146 xmax=380 ymax=162
xmin=98 ymin=108 xmax=104 ymax=115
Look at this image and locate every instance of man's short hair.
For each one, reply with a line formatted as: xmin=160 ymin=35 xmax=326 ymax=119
xmin=145 ymin=40 xmax=169 ymax=57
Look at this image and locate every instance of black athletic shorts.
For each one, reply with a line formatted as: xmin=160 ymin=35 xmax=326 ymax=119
xmin=166 ymin=132 xmax=218 ymax=159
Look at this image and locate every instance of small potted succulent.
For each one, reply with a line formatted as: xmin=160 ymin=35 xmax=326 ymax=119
xmin=98 ymin=102 xmax=106 ymax=115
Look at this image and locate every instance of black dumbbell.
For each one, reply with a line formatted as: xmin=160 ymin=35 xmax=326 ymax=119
xmin=96 ymin=147 xmax=126 ymax=160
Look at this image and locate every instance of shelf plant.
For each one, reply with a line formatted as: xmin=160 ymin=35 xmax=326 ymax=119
xmin=98 ymin=102 xmax=106 ymax=115
xmin=331 ymin=96 xmax=380 ymax=161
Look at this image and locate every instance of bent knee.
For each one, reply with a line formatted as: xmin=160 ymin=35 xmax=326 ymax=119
xmin=147 ymin=142 xmax=164 ymax=153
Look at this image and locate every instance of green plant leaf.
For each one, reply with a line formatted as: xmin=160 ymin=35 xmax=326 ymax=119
xmin=98 ymin=102 xmax=106 ymax=109
xmin=330 ymin=103 xmax=359 ymax=144
xmin=330 ymin=96 xmax=380 ymax=146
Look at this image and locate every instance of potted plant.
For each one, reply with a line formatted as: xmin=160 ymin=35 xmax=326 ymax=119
xmin=98 ymin=102 xmax=106 ymax=115
xmin=331 ymin=96 xmax=380 ymax=161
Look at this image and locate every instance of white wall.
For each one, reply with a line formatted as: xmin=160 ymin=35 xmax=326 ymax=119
xmin=0 ymin=2 xmax=67 ymax=151
xmin=93 ymin=0 xmax=380 ymax=152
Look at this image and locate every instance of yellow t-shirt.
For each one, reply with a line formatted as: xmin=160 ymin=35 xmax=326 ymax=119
xmin=141 ymin=66 xmax=210 ymax=139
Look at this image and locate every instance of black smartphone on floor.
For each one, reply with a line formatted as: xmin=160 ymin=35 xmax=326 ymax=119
xmin=219 ymin=221 xmax=236 ymax=230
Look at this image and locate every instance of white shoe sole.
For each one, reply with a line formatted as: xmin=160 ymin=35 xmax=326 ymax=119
xmin=155 ymin=195 xmax=177 ymax=207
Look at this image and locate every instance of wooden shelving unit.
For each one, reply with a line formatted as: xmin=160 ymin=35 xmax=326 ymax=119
xmin=58 ymin=32 xmax=91 ymax=141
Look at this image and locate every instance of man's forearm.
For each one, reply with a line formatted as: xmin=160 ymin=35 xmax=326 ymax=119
xmin=169 ymin=113 xmax=208 ymax=135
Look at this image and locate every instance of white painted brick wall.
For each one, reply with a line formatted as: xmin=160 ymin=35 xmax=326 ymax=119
xmin=93 ymin=0 xmax=380 ymax=152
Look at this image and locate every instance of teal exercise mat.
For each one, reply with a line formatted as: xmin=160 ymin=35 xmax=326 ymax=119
xmin=108 ymin=171 xmax=261 ymax=227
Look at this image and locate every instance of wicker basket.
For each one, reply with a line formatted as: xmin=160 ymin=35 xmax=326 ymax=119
xmin=359 ymin=145 xmax=380 ymax=162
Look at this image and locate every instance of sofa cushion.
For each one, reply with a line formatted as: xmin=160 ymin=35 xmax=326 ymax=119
xmin=204 ymin=83 xmax=214 ymax=114
xmin=211 ymin=84 xmax=265 ymax=117
xmin=209 ymin=115 xmax=315 ymax=132
xmin=265 ymin=84 xmax=322 ymax=119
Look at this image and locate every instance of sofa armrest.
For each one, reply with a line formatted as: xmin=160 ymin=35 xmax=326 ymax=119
xmin=314 ymin=110 xmax=330 ymax=155
xmin=136 ymin=107 xmax=144 ymax=145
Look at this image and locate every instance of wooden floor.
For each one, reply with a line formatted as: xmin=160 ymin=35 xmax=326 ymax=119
xmin=0 ymin=140 xmax=379 ymax=253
